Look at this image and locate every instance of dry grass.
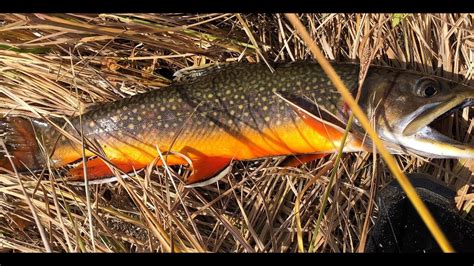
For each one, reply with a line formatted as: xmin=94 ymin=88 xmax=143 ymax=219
xmin=0 ymin=13 xmax=472 ymax=252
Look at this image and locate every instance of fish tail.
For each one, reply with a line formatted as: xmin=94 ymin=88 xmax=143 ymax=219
xmin=0 ymin=117 xmax=44 ymax=173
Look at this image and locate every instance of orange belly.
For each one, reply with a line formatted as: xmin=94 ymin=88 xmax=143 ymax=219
xmin=53 ymin=115 xmax=363 ymax=184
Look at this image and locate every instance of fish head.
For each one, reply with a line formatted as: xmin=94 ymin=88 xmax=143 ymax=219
xmin=357 ymin=67 xmax=474 ymax=158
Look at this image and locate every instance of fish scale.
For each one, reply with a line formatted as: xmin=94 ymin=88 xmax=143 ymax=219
xmin=76 ymin=62 xmax=354 ymax=143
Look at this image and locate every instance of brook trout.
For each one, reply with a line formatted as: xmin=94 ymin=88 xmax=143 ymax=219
xmin=1 ymin=62 xmax=473 ymax=187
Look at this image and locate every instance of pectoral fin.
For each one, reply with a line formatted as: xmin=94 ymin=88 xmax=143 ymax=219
xmin=275 ymin=92 xmax=367 ymax=152
xmin=274 ymin=91 xmax=348 ymax=133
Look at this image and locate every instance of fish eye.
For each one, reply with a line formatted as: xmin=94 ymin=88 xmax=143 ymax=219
xmin=415 ymin=78 xmax=439 ymax=98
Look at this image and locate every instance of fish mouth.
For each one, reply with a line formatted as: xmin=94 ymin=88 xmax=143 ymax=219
xmin=397 ymin=94 xmax=474 ymax=159
xmin=402 ymin=95 xmax=473 ymax=136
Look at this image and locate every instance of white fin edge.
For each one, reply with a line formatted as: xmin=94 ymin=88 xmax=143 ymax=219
xmin=273 ymin=91 xmax=347 ymax=134
xmin=184 ymin=164 xmax=233 ymax=188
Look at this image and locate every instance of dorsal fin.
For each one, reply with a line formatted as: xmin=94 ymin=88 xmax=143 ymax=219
xmin=173 ymin=63 xmax=233 ymax=84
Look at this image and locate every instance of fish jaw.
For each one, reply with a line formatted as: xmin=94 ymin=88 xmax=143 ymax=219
xmin=382 ymin=126 xmax=474 ymax=159
xmin=384 ymin=84 xmax=474 ymax=159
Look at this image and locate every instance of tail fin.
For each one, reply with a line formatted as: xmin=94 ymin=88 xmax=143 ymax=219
xmin=0 ymin=117 xmax=44 ymax=173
